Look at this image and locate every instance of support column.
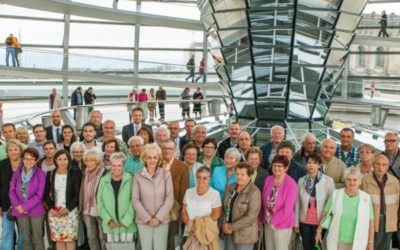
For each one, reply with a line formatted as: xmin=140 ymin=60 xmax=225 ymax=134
xmin=341 ymin=57 xmax=349 ymax=98
xmin=133 ymin=0 xmax=141 ymax=80
xmin=62 ymin=14 xmax=70 ymax=107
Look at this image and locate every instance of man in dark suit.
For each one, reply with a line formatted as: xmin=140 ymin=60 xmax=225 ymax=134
xmin=161 ymin=139 xmax=189 ymax=250
xmin=179 ymin=118 xmax=196 ymax=152
xmin=45 ymin=110 xmax=62 ymax=143
xmin=122 ymin=107 xmax=151 ymax=145
xmin=260 ymin=125 xmax=285 ymax=169
xmin=217 ymin=122 xmax=241 ymax=158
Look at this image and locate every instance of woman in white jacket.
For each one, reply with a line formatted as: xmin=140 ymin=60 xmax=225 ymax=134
xmin=295 ymin=153 xmax=335 ymax=250
xmin=316 ymin=169 xmax=374 ymax=250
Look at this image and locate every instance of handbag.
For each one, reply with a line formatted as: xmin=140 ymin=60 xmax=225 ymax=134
xmin=170 ymin=199 xmax=181 ymax=221
xmin=7 ymin=207 xmax=16 ymax=221
xmin=320 ymin=190 xmax=338 ymax=229
xmin=15 ymin=47 xmax=22 ymax=53
xmin=105 ymin=233 xmax=136 ymax=250
xmin=290 ymin=232 xmax=304 ymax=250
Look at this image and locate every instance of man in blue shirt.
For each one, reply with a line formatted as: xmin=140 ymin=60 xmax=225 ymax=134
xmin=124 ymin=136 xmax=144 ymax=174
xmin=335 ymin=128 xmax=359 ymax=168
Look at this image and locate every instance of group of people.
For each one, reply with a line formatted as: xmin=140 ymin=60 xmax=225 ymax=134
xmin=0 ymin=106 xmax=400 ymax=250
xmin=4 ymin=33 xmax=22 ymax=67
xmin=185 ymin=55 xmax=206 ymax=83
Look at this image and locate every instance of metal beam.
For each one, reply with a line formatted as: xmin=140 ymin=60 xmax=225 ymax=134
xmin=0 ymin=0 xmax=203 ymax=31
xmin=0 ymin=66 xmax=222 ymax=90
xmin=62 ymin=14 xmax=70 ymax=107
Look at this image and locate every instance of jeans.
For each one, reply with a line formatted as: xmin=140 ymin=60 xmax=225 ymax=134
xmin=5 ymin=47 xmax=16 ymax=67
xmin=375 ymin=215 xmax=392 ymax=250
xmin=1 ymin=211 xmax=23 ymax=250
xmin=299 ymin=223 xmax=318 ymax=250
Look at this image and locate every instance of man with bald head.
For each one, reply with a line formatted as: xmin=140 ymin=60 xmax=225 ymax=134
xmin=362 ymin=155 xmax=400 ymax=250
xmin=320 ymin=138 xmax=346 ymax=188
xmin=293 ymin=133 xmax=319 ymax=168
xmin=97 ymin=119 xmax=128 ymax=155
xmin=261 ymin=125 xmax=285 ymax=169
xmin=236 ymin=131 xmax=252 ymax=162
xmin=381 ymin=132 xmax=400 ymax=179
xmin=45 ymin=110 xmax=62 ymax=143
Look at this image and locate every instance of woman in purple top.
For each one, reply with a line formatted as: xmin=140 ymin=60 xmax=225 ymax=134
xmin=9 ymin=147 xmax=46 ymax=250
xmin=259 ymin=155 xmax=298 ymax=250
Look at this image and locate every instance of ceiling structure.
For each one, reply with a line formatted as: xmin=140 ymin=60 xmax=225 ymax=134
xmin=198 ymin=0 xmax=369 ymax=125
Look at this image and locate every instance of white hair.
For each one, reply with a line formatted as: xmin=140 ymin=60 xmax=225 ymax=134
xmin=270 ymin=125 xmax=284 ymax=136
xmin=224 ymin=148 xmax=241 ymax=162
xmin=301 ymin=133 xmax=316 ymax=144
xmin=156 ymin=126 xmax=170 ymax=138
xmin=70 ymin=141 xmax=84 ymax=153
xmin=193 ymin=124 xmax=207 ymax=134
xmin=128 ymin=136 xmax=144 ymax=145
xmin=344 ymin=168 xmax=363 ymax=181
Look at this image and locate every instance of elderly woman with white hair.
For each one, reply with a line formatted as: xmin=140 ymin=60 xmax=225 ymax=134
xmin=71 ymin=141 xmax=85 ymax=173
xmin=316 ymin=169 xmax=375 ymax=250
xmin=211 ymin=147 xmax=241 ymax=199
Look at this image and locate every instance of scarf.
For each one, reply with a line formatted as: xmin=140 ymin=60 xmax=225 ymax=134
xmin=21 ymin=166 xmax=35 ymax=200
xmin=304 ymin=171 xmax=322 ymax=196
xmin=82 ymin=167 xmax=104 ymax=216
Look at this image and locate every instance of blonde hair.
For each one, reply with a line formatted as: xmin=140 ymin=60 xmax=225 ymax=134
xmin=6 ymin=139 xmax=24 ymax=158
xmin=83 ymin=151 xmax=102 ymax=166
xmin=140 ymin=143 xmax=163 ymax=167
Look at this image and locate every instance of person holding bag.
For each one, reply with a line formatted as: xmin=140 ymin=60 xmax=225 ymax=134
xmin=316 ymin=169 xmax=375 ymax=250
xmin=97 ymin=152 xmax=137 ymax=249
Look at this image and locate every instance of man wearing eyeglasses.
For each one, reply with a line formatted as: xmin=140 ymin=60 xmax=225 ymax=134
xmin=28 ymin=124 xmax=47 ymax=159
xmin=381 ymin=132 xmax=400 ymax=179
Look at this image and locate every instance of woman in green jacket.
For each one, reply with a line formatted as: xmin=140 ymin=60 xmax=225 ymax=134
xmin=97 ymin=152 xmax=137 ymax=243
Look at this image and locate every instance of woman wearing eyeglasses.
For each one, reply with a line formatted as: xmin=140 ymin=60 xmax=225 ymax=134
xmin=198 ymin=138 xmax=224 ymax=173
xmin=9 ymin=147 xmax=47 ymax=250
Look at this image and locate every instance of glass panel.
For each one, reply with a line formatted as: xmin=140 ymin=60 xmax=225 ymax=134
xmin=336 ymin=13 xmax=362 ymax=32
xmin=255 ymin=84 xmax=287 ymax=99
xmin=341 ymin=0 xmax=367 ymax=14
xmin=298 ymin=0 xmax=341 ymax=10
xmin=231 ymin=83 xmax=254 ymax=98
xmin=288 ymin=101 xmax=313 ymax=119
xmin=235 ymin=99 xmax=256 ymax=117
xmin=219 ymin=29 xmax=249 ymax=47
xmin=70 ymin=23 xmax=135 ymax=47
xmin=0 ymin=18 xmax=64 ymax=45
xmin=248 ymin=0 xmax=293 ymax=8
xmin=214 ymin=11 xmax=247 ymax=29
xmin=249 ymin=9 xmax=293 ymax=27
xmin=140 ymin=27 xmax=203 ymax=48
xmin=222 ymin=47 xmax=251 ymax=64
xmin=257 ymin=101 xmax=286 ymax=120
xmin=212 ymin=0 xmax=246 ymax=11
xmin=226 ymin=65 xmax=252 ymax=81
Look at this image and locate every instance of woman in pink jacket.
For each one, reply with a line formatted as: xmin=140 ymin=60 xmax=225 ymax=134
xmin=259 ymin=155 xmax=298 ymax=250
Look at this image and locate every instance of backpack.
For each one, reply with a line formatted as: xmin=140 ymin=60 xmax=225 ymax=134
xmin=5 ymin=37 xmax=12 ymax=46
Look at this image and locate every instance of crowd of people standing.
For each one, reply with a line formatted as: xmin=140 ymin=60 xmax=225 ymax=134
xmin=0 ymin=105 xmax=399 ymax=250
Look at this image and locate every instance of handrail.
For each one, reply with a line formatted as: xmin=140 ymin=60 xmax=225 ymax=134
xmin=0 ymin=45 xmax=216 ymax=72
xmin=5 ymin=98 xmax=226 ymax=127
